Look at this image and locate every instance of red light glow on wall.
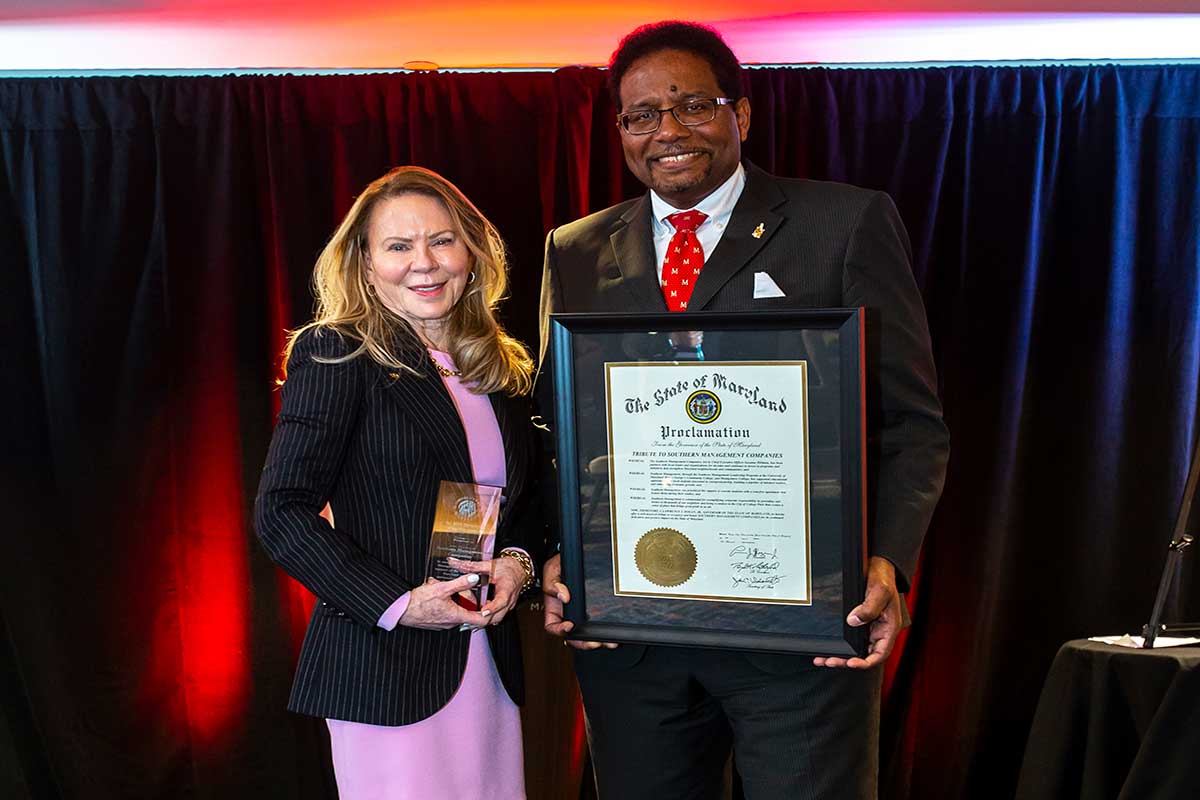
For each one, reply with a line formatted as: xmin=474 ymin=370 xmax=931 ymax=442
xmin=1 ymin=2 xmax=1197 ymax=69
xmin=168 ymin=390 xmax=252 ymax=744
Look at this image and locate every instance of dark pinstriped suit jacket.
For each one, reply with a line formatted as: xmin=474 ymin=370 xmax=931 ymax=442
xmin=540 ymin=161 xmax=949 ymax=670
xmin=255 ymin=325 xmax=539 ymax=725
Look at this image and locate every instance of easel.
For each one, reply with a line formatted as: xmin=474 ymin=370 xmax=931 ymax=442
xmin=1142 ymin=430 xmax=1200 ymax=648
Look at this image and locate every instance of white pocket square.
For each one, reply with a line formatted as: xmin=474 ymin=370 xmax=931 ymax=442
xmin=753 ymin=271 xmax=786 ymax=299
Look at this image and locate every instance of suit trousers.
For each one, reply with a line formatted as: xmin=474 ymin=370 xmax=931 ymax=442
xmin=575 ymin=645 xmax=882 ymax=800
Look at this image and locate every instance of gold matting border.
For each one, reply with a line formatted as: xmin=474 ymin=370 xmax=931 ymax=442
xmin=603 ymin=360 xmax=813 ymax=606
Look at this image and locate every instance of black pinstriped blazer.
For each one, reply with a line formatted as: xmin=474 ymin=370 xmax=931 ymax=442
xmin=540 ymin=162 xmax=949 ymax=671
xmin=255 ymin=324 xmax=540 ymax=725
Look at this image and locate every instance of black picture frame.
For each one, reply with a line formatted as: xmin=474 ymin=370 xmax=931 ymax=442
xmin=550 ymin=309 xmax=867 ymax=657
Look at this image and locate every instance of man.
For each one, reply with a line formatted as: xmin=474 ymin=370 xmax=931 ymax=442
xmin=539 ymin=21 xmax=949 ymax=800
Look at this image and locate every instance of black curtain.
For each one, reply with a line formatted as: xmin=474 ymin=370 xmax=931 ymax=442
xmin=1 ymin=64 xmax=1197 ymax=800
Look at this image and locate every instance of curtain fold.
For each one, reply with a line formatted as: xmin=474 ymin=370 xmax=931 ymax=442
xmin=1 ymin=64 xmax=1196 ymax=800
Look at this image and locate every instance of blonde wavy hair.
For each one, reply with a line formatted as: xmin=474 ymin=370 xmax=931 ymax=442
xmin=283 ymin=166 xmax=533 ymax=396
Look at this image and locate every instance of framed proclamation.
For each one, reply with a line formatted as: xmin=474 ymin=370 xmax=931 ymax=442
xmin=549 ymin=309 xmax=867 ymax=657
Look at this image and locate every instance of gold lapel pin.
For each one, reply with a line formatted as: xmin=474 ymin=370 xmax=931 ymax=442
xmin=752 ymin=222 xmax=766 ymax=239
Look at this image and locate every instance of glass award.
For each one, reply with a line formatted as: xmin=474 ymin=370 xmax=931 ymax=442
xmin=426 ymin=481 xmax=502 ymax=606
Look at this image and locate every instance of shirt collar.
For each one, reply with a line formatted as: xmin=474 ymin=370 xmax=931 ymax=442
xmin=650 ymin=162 xmax=746 ymax=234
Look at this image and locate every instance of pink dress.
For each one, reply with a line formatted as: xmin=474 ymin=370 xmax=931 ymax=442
xmin=325 ymin=350 xmax=525 ymax=800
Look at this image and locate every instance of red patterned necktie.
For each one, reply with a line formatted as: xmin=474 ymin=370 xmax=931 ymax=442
xmin=661 ymin=210 xmax=708 ymax=312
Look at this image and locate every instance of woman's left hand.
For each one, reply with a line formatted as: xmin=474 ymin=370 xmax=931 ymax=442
xmin=448 ymin=556 xmax=525 ymax=626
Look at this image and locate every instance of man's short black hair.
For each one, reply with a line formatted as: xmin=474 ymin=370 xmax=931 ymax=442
xmin=607 ymin=20 xmax=745 ymax=111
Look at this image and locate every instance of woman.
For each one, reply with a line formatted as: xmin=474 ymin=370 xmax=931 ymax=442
xmin=255 ymin=166 xmax=540 ymax=799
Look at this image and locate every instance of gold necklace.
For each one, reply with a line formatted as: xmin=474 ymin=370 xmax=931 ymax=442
xmin=429 ymin=354 xmax=462 ymax=378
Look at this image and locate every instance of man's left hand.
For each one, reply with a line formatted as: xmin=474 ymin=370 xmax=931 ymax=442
xmin=813 ymin=556 xmax=903 ymax=669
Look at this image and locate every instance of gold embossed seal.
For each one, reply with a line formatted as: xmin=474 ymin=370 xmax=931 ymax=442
xmin=634 ymin=528 xmax=697 ymax=587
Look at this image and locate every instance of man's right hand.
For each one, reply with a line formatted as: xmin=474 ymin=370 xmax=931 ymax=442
xmin=542 ymin=553 xmax=617 ymax=650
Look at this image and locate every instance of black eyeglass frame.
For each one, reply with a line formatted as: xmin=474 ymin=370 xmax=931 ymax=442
xmin=616 ymin=97 xmax=737 ymax=135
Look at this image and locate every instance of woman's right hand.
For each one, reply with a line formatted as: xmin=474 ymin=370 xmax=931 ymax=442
xmin=398 ymin=573 xmax=490 ymax=630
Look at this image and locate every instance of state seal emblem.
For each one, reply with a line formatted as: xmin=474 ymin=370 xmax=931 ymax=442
xmin=685 ymin=389 xmax=721 ymax=424
xmin=634 ymin=528 xmax=698 ymax=587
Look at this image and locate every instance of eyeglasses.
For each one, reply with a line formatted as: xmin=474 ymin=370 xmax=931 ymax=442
xmin=616 ymin=97 xmax=736 ymax=135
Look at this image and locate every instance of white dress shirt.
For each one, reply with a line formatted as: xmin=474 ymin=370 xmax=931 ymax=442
xmin=650 ymin=163 xmax=747 ymax=286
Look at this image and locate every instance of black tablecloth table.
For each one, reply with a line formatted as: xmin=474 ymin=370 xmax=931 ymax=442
xmin=1015 ymin=639 xmax=1200 ymax=800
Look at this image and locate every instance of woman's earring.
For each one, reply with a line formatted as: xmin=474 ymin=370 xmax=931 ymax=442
xmin=365 ymin=282 xmax=377 ymax=297
xmin=468 ymin=271 xmax=477 ymax=284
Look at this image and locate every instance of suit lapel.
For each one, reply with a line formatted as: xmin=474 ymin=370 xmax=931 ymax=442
xmin=688 ymin=163 xmax=787 ymax=311
xmin=379 ymin=332 xmax=475 ymax=484
xmin=610 ymin=195 xmax=668 ymax=312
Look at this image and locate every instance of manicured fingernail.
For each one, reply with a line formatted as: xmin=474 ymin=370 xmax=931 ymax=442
xmin=466 ymin=574 xmax=480 ymax=585
xmin=481 ymin=609 xmax=491 ymax=617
